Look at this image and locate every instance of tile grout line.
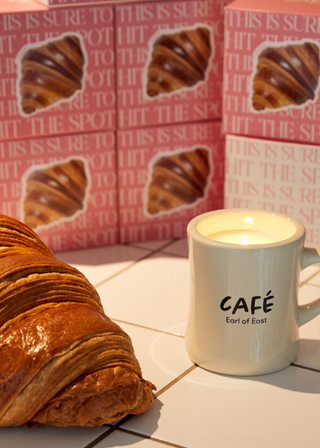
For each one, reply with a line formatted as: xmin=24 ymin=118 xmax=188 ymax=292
xmin=291 ymin=363 xmax=320 ymax=374
xmin=93 ymin=239 xmax=179 ymax=289
xmin=117 ymin=427 xmax=189 ymax=448
xmin=93 ymin=252 xmax=154 ymax=288
xmin=83 ymin=365 xmax=197 ymax=448
xmin=82 ymin=362 xmax=318 ymax=448
xmin=83 ymin=425 xmax=117 ymax=448
xmin=300 ymin=269 xmax=320 ymax=287
xmin=128 ymin=239 xmax=177 ymax=253
xmin=155 ymin=364 xmax=197 ymax=398
xmin=111 ymin=318 xmax=185 ymax=338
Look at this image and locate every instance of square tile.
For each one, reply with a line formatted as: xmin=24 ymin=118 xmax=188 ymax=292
xmin=308 ymin=271 xmax=320 ymax=288
xmin=0 ymin=426 xmax=107 ymax=448
xmin=55 ymin=244 xmax=151 ymax=287
xmin=296 ymin=284 xmax=320 ymax=370
xmin=161 ymin=238 xmax=188 ymax=258
xmin=115 ymin=322 xmax=193 ymax=394
xmin=122 ymin=366 xmax=320 ymax=448
xmin=300 ymin=264 xmax=320 ymax=284
xmin=97 ymin=253 xmax=190 ymax=335
xmin=129 ymin=240 xmax=173 ymax=252
xmin=93 ymin=429 xmax=168 ymax=448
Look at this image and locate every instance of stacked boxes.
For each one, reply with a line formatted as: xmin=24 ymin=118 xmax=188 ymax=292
xmin=223 ymin=0 xmax=320 ymax=247
xmin=0 ymin=0 xmax=230 ymax=249
xmin=115 ymin=0 xmax=229 ymax=243
xmin=4 ymin=0 xmax=317 ymax=249
xmin=118 ymin=120 xmax=224 ymax=243
xmin=0 ymin=1 xmax=116 ymax=140
xmin=0 ymin=0 xmax=118 ymax=250
xmin=1 ymin=131 xmax=118 ymax=252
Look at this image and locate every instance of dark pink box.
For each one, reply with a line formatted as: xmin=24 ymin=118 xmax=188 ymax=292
xmin=0 ymin=0 xmax=115 ymax=140
xmin=118 ymin=119 xmax=225 ymax=243
xmin=0 ymin=130 xmax=118 ymax=251
xmin=116 ymin=0 xmax=233 ymax=128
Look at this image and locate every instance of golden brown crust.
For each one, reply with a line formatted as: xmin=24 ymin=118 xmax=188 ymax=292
xmin=0 ymin=215 xmax=156 ymax=427
xmin=0 ymin=253 xmax=102 ymax=328
xmin=252 ymin=41 xmax=320 ymax=110
xmin=0 ymin=214 xmax=53 ymax=258
xmin=30 ymin=367 xmax=156 ymax=427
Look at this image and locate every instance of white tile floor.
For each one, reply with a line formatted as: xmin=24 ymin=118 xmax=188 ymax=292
xmin=2 ymin=238 xmax=319 ymax=448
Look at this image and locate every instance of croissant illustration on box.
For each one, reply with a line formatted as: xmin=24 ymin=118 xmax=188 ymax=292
xmin=16 ymin=33 xmax=85 ymax=116
xmin=252 ymin=40 xmax=320 ymax=111
xmin=0 ymin=214 xmax=156 ymax=427
xmin=21 ymin=157 xmax=89 ymax=230
xmin=145 ymin=25 xmax=213 ymax=98
xmin=145 ymin=147 xmax=211 ymax=216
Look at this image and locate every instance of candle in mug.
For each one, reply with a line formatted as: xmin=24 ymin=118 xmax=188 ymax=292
xmin=207 ymin=230 xmax=285 ymax=245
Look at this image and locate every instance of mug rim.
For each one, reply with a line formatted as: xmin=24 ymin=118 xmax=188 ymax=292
xmin=187 ymin=208 xmax=306 ymax=250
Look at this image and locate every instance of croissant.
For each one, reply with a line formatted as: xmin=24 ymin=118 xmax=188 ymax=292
xmin=146 ymin=26 xmax=212 ymax=97
xmin=146 ymin=148 xmax=210 ymax=215
xmin=22 ymin=158 xmax=88 ymax=229
xmin=0 ymin=214 xmax=156 ymax=427
xmin=252 ymin=41 xmax=320 ymax=110
xmin=18 ymin=34 xmax=85 ymax=114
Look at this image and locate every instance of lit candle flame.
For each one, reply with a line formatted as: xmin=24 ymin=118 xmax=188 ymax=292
xmin=241 ymin=234 xmax=248 ymax=245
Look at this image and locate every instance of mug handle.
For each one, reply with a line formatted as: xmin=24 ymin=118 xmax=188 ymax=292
xmin=299 ymin=248 xmax=320 ymax=327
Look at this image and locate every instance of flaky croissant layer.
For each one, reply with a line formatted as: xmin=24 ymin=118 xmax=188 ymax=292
xmin=0 ymin=215 xmax=156 ymax=427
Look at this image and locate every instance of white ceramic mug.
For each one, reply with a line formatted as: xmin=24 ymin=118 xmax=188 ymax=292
xmin=185 ymin=209 xmax=320 ymax=376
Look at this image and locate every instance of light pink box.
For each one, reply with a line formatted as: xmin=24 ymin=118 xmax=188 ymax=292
xmin=116 ymin=0 xmax=232 ymax=129
xmin=224 ymin=134 xmax=320 ymax=248
xmin=223 ymin=0 xmax=320 ymax=145
xmin=118 ymin=120 xmax=225 ymax=243
xmin=0 ymin=0 xmax=115 ymax=140
xmin=0 ymin=130 xmax=118 ymax=251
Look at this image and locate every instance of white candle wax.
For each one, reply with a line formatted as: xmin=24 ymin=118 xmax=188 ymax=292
xmin=206 ymin=230 xmax=285 ymax=245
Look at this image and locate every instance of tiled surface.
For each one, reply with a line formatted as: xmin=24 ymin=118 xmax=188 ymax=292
xmin=55 ymin=244 xmax=151 ymax=287
xmin=0 ymin=426 xmax=108 ymax=448
xmin=96 ymin=252 xmax=190 ymax=335
xmin=2 ymin=239 xmax=319 ymax=448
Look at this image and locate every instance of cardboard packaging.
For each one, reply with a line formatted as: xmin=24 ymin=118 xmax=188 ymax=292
xmin=224 ymin=134 xmax=320 ymax=248
xmin=0 ymin=130 xmax=118 ymax=251
xmin=0 ymin=0 xmax=115 ymax=140
xmin=118 ymin=120 xmax=225 ymax=243
xmin=48 ymin=0 xmax=153 ymax=6
xmin=116 ymin=0 xmax=233 ymax=128
xmin=49 ymin=0 xmax=111 ymax=6
xmin=223 ymin=0 xmax=320 ymax=145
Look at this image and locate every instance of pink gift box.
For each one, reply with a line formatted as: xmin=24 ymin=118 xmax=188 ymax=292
xmin=223 ymin=0 xmax=320 ymax=145
xmin=48 ymin=0 xmax=152 ymax=6
xmin=224 ymin=134 xmax=320 ymax=248
xmin=0 ymin=130 xmax=118 ymax=251
xmin=116 ymin=0 xmax=233 ymax=129
xmin=118 ymin=119 xmax=225 ymax=243
xmin=0 ymin=0 xmax=115 ymax=140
